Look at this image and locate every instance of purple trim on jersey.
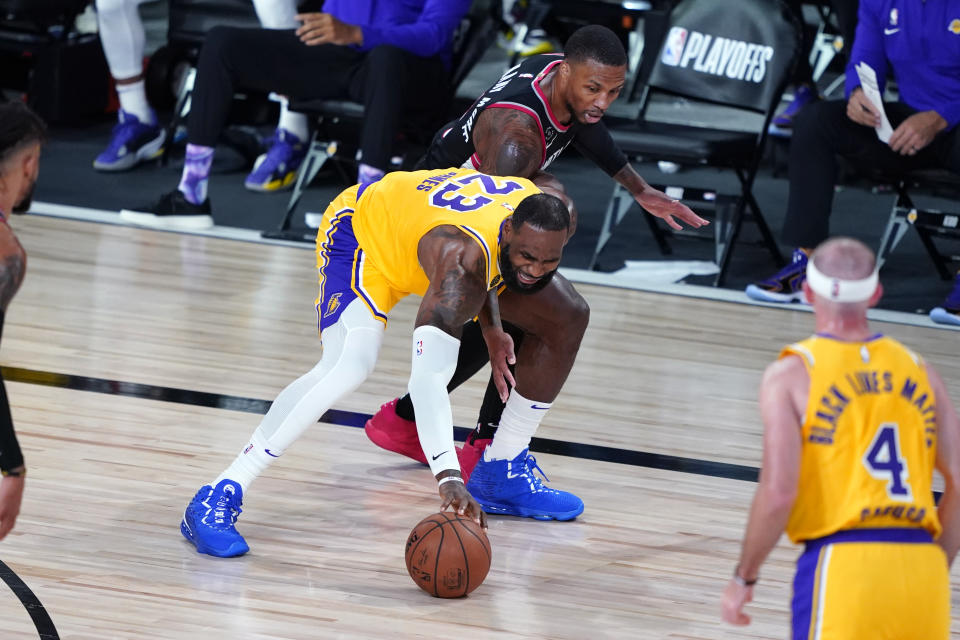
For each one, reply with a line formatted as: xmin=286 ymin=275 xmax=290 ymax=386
xmin=814 ymin=332 xmax=885 ymax=342
xmin=456 ymin=225 xmax=492 ymax=287
xmin=532 ymin=59 xmax=572 ymax=132
xmin=804 ymin=526 xmax=933 ymax=551
xmin=484 ymin=102 xmax=547 ymax=166
xmin=356 ymin=181 xmax=372 ymax=201
xmin=316 ymin=208 xmax=360 ymax=332
xmin=791 ymin=544 xmax=820 ymax=640
xmin=353 ymin=249 xmax=388 ymax=323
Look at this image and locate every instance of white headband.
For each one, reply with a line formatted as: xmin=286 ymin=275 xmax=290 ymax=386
xmin=805 ymin=259 xmax=878 ymax=302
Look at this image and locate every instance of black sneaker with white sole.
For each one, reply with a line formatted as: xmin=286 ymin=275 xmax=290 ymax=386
xmin=120 ymin=190 xmax=214 ymax=231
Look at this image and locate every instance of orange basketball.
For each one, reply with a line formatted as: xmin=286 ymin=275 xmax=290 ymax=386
xmin=404 ymin=511 xmax=492 ymax=598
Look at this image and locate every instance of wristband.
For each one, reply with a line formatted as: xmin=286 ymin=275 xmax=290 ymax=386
xmin=437 ymin=475 xmax=464 ymax=486
xmin=733 ymin=566 xmax=758 ymax=586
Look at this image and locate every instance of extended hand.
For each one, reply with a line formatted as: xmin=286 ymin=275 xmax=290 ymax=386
xmin=720 ymin=579 xmax=753 ymax=626
xmin=846 ymin=87 xmax=882 ymax=128
xmin=439 ymin=480 xmax=487 ymax=529
xmin=482 ymin=326 xmax=515 ymax=402
xmin=888 ymin=110 xmax=947 ymax=156
xmin=0 ymin=475 xmax=24 ymax=540
xmin=296 ymin=13 xmax=363 ymax=46
xmin=634 ymin=188 xmax=709 ymax=230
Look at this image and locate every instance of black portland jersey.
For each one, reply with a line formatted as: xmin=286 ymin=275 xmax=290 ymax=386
xmin=431 ymin=54 xmax=582 ymax=171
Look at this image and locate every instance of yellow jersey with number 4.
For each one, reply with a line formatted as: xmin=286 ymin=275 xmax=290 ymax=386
xmin=350 ymin=168 xmax=539 ymax=297
xmin=781 ymin=334 xmax=940 ymax=543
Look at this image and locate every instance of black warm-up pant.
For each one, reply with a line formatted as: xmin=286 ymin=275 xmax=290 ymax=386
xmin=188 ymin=27 xmax=448 ymax=171
xmin=783 ymin=99 xmax=960 ymax=248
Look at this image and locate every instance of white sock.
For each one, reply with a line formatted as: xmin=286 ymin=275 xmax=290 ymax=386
xmin=484 ymin=391 xmax=550 ymax=461
xmin=277 ymin=105 xmax=309 ymax=142
xmin=215 ymin=429 xmax=274 ymax=494
xmin=116 ymin=80 xmax=154 ymax=125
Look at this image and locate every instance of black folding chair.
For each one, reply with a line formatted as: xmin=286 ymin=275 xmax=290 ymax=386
xmin=876 ymin=169 xmax=960 ymax=280
xmin=589 ymin=0 xmax=802 ymax=285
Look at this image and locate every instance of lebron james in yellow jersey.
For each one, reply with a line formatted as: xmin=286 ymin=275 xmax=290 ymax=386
xmin=722 ymin=238 xmax=960 ymax=639
xmin=180 ymin=168 xmax=591 ymax=557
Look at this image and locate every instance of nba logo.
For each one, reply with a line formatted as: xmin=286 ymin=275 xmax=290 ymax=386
xmin=416 ymin=340 xmax=423 ymax=356
xmin=661 ymin=27 xmax=688 ymax=66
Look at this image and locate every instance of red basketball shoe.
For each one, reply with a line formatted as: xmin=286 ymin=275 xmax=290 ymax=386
xmin=364 ymin=398 xmax=427 ymax=464
xmin=458 ymin=436 xmax=492 ymax=484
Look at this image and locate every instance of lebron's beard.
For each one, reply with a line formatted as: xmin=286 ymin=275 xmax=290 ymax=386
xmin=498 ymin=244 xmax=557 ymax=295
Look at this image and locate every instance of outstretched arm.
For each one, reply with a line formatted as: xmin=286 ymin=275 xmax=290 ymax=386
xmin=410 ymin=226 xmax=489 ymax=527
xmin=613 ymin=163 xmax=709 ymax=231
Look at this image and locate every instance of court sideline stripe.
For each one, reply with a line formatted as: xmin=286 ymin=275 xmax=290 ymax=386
xmin=2 ymin=366 xmax=759 ymax=483
xmin=0 ymin=559 xmax=59 ymax=640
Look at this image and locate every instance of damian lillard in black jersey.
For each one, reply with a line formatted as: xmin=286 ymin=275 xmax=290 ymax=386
xmin=365 ymin=26 xmax=708 ymax=512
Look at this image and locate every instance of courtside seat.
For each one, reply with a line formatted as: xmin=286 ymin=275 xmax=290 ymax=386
xmin=876 ymin=168 xmax=960 ymax=280
xmin=589 ymin=0 xmax=802 ymax=285
xmin=263 ymin=0 xmax=502 ymax=241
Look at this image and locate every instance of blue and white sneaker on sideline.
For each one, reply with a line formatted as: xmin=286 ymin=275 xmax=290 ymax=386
xmin=745 ymin=248 xmax=810 ymax=303
xmin=466 ymin=449 xmax=584 ymax=521
xmin=181 ymin=479 xmax=250 ymax=557
xmin=93 ymin=110 xmax=165 ymax=172
xmin=244 ymin=128 xmax=306 ymax=192
xmin=930 ymin=272 xmax=960 ymax=326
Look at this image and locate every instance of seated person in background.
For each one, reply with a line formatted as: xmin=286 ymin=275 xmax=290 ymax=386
xmin=364 ymin=25 xmax=708 ymax=500
xmin=92 ymin=0 xmax=301 ymax=176
xmin=119 ymin=0 xmax=471 ymax=230
xmin=772 ymin=0 xmax=859 ymax=129
xmin=746 ymin=0 xmax=960 ymax=326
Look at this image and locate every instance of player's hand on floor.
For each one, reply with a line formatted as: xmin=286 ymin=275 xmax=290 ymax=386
xmin=720 ymin=578 xmax=753 ymax=626
xmin=0 ymin=475 xmax=25 ymax=540
xmin=634 ymin=189 xmax=709 ymax=230
xmin=481 ymin=326 xmax=515 ymax=402
xmin=439 ymin=480 xmax=487 ymax=529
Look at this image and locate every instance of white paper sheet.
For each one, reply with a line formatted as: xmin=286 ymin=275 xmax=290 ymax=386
xmin=855 ymin=62 xmax=894 ymax=143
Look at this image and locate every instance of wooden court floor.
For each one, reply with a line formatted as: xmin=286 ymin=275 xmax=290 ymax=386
xmin=0 ymin=215 xmax=958 ymax=639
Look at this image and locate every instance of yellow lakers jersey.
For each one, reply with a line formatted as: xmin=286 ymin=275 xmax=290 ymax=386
xmin=350 ymin=168 xmax=540 ymax=297
xmin=783 ymin=334 xmax=940 ymax=543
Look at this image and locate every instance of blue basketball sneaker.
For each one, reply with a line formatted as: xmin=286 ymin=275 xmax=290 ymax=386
xmin=181 ymin=479 xmax=250 ymax=557
xmin=930 ymin=271 xmax=960 ymax=326
xmin=244 ymin=128 xmax=306 ymax=192
xmin=93 ymin=110 xmax=165 ymax=172
xmin=466 ymin=449 xmax=584 ymax=521
xmin=745 ymin=248 xmax=810 ymax=303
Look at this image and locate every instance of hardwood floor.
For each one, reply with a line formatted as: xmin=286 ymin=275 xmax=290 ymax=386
xmin=0 ymin=215 xmax=957 ymax=639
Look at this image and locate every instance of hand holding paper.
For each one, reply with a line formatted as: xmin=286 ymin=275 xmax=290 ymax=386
xmin=854 ymin=62 xmax=894 ymax=143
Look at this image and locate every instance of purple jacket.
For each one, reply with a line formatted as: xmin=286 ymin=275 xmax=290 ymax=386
xmin=845 ymin=0 xmax=960 ymax=130
xmin=323 ymin=0 xmax=472 ymax=68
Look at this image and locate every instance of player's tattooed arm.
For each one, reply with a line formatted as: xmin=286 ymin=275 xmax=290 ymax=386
xmin=416 ymin=226 xmax=488 ymax=336
xmin=473 ymin=108 xmax=542 ymax=178
xmin=0 ymin=225 xmax=26 ymax=312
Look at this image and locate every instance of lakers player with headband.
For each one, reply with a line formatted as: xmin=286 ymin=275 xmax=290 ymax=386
xmin=804 ymin=255 xmax=879 ymax=303
xmin=723 ymin=237 xmax=960 ymax=638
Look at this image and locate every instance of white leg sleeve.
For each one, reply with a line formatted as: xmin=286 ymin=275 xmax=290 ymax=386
xmin=251 ymin=0 xmax=298 ymax=29
xmin=258 ymin=299 xmax=383 ymax=452
xmin=215 ymin=300 xmax=383 ymax=492
xmin=96 ymin=0 xmax=146 ymax=79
